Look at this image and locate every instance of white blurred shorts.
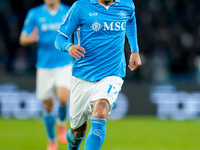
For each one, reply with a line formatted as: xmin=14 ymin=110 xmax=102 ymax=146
xmin=36 ymin=64 xmax=72 ymax=101
xmin=70 ymin=76 xmax=124 ymax=129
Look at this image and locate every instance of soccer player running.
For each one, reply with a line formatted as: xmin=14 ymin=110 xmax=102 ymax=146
xmin=55 ymin=0 xmax=141 ymax=149
xmin=19 ymin=0 xmax=73 ymax=150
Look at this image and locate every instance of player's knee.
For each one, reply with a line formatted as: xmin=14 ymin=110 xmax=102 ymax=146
xmin=44 ymin=99 xmax=53 ymax=112
xmin=58 ymin=97 xmax=67 ymax=106
xmin=92 ymin=111 xmax=108 ymax=119
xmin=92 ymin=99 xmax=110 ymax=119
xmin=57 ymin=94 xmax=68 ymax=106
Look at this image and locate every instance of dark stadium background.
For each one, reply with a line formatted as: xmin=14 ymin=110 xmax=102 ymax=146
xmin=0 ymin=0 xmax=200 ymax=150
xmin=0 ymin=0 xmax=200 ymax=117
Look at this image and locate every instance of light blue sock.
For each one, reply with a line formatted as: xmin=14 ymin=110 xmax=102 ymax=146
xmin=66 ymin=129 xmax=85 ymax=150
xmin=58 ymin=105 xmax=67 ymax=122
xmin=85 ymin=117 xmax=107 ymax=150
xmin=43 ymin=111 xmax=56 ymax=141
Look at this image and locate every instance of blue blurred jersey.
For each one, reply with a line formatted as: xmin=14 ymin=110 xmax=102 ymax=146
xmin=57 ymin=0 xmax=139 ymax=81
xmin=22 ymin=3 xmax=73 ymax=68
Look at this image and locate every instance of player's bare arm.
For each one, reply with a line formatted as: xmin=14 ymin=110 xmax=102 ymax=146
xmin=19 ymin=27 xmax=38 ymax=46
xmin=68 ymin=45 xmax=85 ymax=59
xmin=128 ymin=52 xmax=142 ymax=71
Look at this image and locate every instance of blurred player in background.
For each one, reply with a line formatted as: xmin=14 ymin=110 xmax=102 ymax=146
xmin=19 ymin=0 xmax=73 ymax=150
xmin=55 ymin=0 xmax=141 ymax=149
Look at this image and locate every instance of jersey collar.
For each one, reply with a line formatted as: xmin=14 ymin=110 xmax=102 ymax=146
xmin=90 ymin=0 xmax=120 ymax=5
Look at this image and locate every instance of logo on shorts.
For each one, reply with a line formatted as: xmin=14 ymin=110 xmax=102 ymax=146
xmin=94 ymin=129 xmax=102 ymax=136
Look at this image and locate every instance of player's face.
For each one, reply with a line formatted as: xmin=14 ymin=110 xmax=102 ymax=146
xmin=44 ymin=0 xmax=60 ymax=6
xmin=100 ymin=0 xmax=114 ymax=5
xmin=104 ymin=0 xmax=113 ymax=2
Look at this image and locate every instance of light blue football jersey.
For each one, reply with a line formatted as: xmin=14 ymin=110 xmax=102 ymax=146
xmin=57 ymin=0 xmax=139 ymax=81
xmin=22 ymin=3 xmax=73 ymax=68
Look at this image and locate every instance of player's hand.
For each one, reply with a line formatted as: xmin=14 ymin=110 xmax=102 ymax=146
xmin=68 ymin=45 xmax=85 ymax=59
xmin=128 ymin=52 xmax=142 ymax=71
xmin=19 ymin=27 xmax=38 ymax=46
xmin=30 ymin=27 xmax=39 ymax=43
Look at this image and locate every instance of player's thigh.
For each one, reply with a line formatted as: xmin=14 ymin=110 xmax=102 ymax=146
xmin=69 ymin=76 xmax=123 ymax=128
xmin=56 ymin=87 xmax=70 ymax=104
xmin=69 ymin=76 xmax=94 ymax=129
xmin=36 ymin=68 xmax=55 ymax=100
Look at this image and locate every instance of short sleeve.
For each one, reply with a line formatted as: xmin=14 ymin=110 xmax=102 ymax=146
xmin=58 ymin=2 xmax=80 ymax=38
xmin=22 ymin=9 xmax=36 ymax=35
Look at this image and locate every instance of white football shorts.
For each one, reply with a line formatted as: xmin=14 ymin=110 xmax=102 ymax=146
xmin=70 ymin=76 xmax=124 ymax=129
xmin=36 ymin=64 xmax=72 ymax=101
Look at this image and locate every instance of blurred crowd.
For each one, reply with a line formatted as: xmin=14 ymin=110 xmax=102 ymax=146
xmin=0 ymin=0 xmax=199 ymax=83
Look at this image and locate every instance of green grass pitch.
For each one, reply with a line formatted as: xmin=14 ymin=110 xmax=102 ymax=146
xmin=0 ymin=116 xmax=200 ymax=150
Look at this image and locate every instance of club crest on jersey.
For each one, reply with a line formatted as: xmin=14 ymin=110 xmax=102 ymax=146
xmin=120 ymin=11 xmax=127 ymax=18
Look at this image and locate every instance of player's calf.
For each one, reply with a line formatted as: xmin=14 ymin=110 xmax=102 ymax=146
xmin=66 ymin=130 xmax=85 ymax=150
xmin=67 ymin=122 xmax=87 ymax=150
xmin=43 ymin=99 xmax=56 ymax=141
